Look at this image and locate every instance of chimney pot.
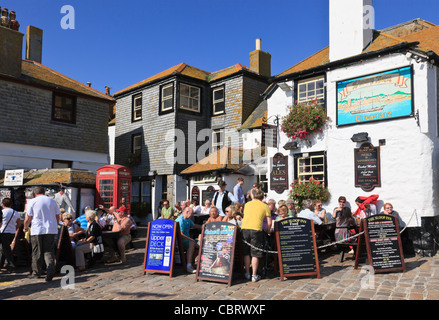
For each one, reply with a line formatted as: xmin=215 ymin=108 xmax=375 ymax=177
xmin=105 ymin=86 xmax=111 ymax=95
xmin=256 ymin=38 xmax=261 ymax=51
xmin=87 ymin=82 xmax=92 ymax=87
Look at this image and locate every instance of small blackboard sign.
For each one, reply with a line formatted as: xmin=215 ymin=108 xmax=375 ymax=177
xmin=11 ymin=225 xmax=31 ymax=267
xmin=275 ymin=217 xmax=320 ymax=280
xmin=355 ymin=214 xmax=405 ymax=273
xmin=196 ymin=221 xmax=238 ymax=286
xmin=143 ymin=219 xmax=186 ymax=277
xmin=270 ymin=153 xmax=289 ymax=194
xmin=354 ymin=142 xmax=381 ymax=192
xmin=191 ymin=186 xmax=200 ymax=204
xmin=55 ymin=225 xmax=75 ymax=271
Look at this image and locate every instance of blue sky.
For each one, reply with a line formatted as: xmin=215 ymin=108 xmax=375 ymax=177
xmin=2 ymin=0 xmax=439 ymax=95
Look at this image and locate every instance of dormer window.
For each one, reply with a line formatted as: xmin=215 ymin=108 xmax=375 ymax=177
xmin=180 ymin=83 xmax=200 ymax=112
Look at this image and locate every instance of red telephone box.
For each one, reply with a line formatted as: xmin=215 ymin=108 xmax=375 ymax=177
xmin=96 ymin=165 xmax=132 ymax=213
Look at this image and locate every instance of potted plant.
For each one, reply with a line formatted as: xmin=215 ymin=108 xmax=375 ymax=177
xmin=288 ymin=177 xmax=330 ymax=211
xmin=281 ymin=100 xmax=329 ymax=142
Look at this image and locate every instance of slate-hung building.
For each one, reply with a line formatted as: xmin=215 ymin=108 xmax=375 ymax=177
xmin=0 ymin=18 xmax=115 ymax=217
xmin=113 ymin=41 xmax=271 ymax=215
xmin=0 ymin=24 xmax=115 ymax=172
xmin=265 ymin=0 xmax=439 ymax=255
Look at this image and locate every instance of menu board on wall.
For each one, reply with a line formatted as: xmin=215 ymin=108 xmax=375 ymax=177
xmin=196 ymin=221 xmax=238 ymax=286
xmin=143 ymin=219 xmax=186 ymax=277
xmin=274 ymin=217 xmax=320 ymax=280
xmin=354 ymin=142 xmax=380 ymax=192
xmin=270 ymin=153 xmax=289 ymax=194
xmin=355 ymin=214 xmax=405 ymax=273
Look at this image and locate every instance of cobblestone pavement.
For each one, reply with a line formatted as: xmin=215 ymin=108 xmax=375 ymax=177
xmin=1 ymin=226 xmax=439 ymax=302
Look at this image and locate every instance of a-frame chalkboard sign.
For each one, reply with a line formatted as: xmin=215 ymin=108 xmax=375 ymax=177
xmin=143 ymin=219 xmax=186 ymax=277
xmin=11 ymin=225 xmax=31 ymax=267
xmin=55 ymin=225 xmax=75 ymax=271
xmin=275 ymin=217 xmax=320 ymax=280
xmin=355 ymin=214 xmax=406 ymax=273
xmin=196 ymin=221 xmax=239 ymax=287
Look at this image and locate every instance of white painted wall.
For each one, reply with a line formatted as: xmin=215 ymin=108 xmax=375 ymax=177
xmin=0 ymin=142 xmax=108 ymax=173
xmin=266 ymin=54 xmax=439 ymax=227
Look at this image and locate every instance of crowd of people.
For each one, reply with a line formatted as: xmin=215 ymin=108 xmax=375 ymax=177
xmin=0 ymin=186 xmax=137 ymax=280
xmin=0 ymin=181 xmax=407 ymax=283
xmin=155 ymin=178 xmax=407 ymax=282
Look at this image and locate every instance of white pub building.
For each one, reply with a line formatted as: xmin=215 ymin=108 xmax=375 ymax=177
xmin=265 ymin=0 xmax=439 ymax=255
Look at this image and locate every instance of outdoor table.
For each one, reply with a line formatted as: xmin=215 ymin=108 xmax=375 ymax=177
xmin=102 ymin=230 xmax=120 ymax=253
xmin=315 ymin=221 xmax=336 ymax=247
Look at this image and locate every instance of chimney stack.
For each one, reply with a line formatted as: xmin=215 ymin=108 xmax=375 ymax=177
xmin=105 ymin=86 xmax=111 ymax=96
xmin=249 ymin=38 xmax=271 ymax=78
xmin=26 ymin=26 xmax=43 ymax=63
xmin=329 ymin=0 xmax=374 ymax=62
xmin=0 ymin=8 xmax=23 ymax=77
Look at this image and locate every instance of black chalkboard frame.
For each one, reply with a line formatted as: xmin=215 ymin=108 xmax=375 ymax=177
xmin=274 ymin=217 xmax=321 ymax=280
xmin=355 ymin=214 xmax=406 ymax=273
xmin=195 ymin=221 xmax=238 ymax=287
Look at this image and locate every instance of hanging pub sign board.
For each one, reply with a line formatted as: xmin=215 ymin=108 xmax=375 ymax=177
xmin=143 ymin=219 xmax=186 ymax=277
xmin=196 ymin=221 xmax=238 ymax=286
xmin=274 ymin=217 xmax=320 ymax=280
xmin=354 ymin=142 xmax=381 ymax=192
xmin=355 ymin=214 xmax=405 ymax=273
xmin=191 ymin=186 xmax=200 ymax=204
xmin=270 ymin=153 xmax=289 ymax=194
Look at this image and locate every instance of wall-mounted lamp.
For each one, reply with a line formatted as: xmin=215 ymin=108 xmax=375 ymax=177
xmin=277 ymin=82 xmax=292 ymax=92
xmin=351 ymin=132 xmax=369 ymax=142
xmin=151 ymin=179 xmax=155 ymax=188
xmin=283 ymin=141 xmax=298 ymax=150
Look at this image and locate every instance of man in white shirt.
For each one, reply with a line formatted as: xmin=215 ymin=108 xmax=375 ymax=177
xmin=298 ymin=199 xmax=322 ymax=225
xmin=212 ymin=180 xmax=236 ymax=216
xmin=24 ymin=186 xmax=61 ymax=281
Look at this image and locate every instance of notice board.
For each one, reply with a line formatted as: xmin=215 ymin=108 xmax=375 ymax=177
xmin=196 ymin=221 xmax=238 ymax=286
xmin=274 ymin=217 xmax=320 ymax=280
xmin=354 ymin=142 xmax=381 ymax=192
xmin=355 ymin=214 xmax=405 ymax=273
xmin=143 ymin=219 xmax=186 ymax=277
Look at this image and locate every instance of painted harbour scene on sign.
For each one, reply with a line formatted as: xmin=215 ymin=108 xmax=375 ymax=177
xmin=337 ymin=66 xmax=413 ymax=126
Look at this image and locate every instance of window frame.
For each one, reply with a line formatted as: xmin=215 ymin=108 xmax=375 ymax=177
xmin=212 ymin=85 xmax=225 ymax=115
xmin=132 ymin=133 xmax=142 ymax=155
xmin=132 ymin=93 xmax=143 ymax=122
xmin=52 ymin=92 xmax=77 ymax=124
xmin=294 ymin=151 xmax=327 ymax=186
xmin=179 ymin=83 xmax=201 ymax=113
xmin=160 ymin=82 xmax=174 ymax=114
xmin=297 ymin=76 xmax=325 ymax=104
xmin=212 ymin=128 xmax=224 ymax=151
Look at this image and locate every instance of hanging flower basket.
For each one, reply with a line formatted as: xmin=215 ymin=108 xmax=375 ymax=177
xmin=280 ymin=101 xmax=329 ymax=141
xmin=288 ymin=177 xmax=330 ymax=211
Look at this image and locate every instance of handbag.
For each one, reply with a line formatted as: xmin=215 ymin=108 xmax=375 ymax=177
xmin=93 ymin=243 xmax=104 ymax=254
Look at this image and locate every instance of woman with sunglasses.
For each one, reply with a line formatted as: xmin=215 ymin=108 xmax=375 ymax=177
xmin=380 ymin=203 xmax=406 ymax=230
xmin=61 ymin=211 xmax=85 ymax=249
xmin=332 ymin=196 xmax=347 ymax=220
